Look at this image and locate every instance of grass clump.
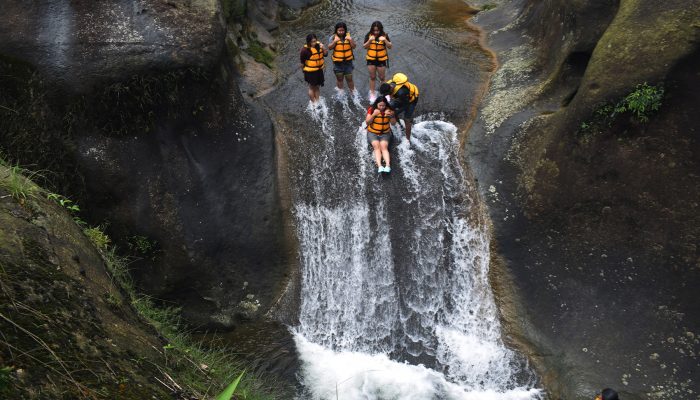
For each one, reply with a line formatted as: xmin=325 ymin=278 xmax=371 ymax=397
xmin=480 ymin=3 xmax=497 ymax=11
xmin=245 ymin=41 xmax=275 ymax=69
xmin=104 ymin=249 xmax=278 ymax=399
xmin=0 ymin=163 xmax=38 ymax=202
xmin=0 ymin=156 xmax=44 ymax=202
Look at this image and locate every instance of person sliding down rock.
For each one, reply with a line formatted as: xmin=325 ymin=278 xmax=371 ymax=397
xmin=380 ymin=72 xmax=419 ymax=142
xmin=365 ymin=96 xmax=395 ymax=174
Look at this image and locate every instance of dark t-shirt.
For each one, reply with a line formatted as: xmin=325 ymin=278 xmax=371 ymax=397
xmin=391 ymin=86 xmax=412 ymax=109
xmin=300 ymin=46 xmax=326 ymax=64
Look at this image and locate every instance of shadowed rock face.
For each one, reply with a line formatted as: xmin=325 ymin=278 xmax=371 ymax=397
xmin=0 ymin=0 xmax=293 ymax=330
xmin=0 ymin=165 xmax=177 ymax=399
xmin=0 ymin=0 xmax=223 ymax=93
xmin=471 ymin=0 xmax=700 ymax=398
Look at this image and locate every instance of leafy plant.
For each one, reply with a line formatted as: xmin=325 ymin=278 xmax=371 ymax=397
xmin=84 ymin=225 xmax=111 ymax=251
xmin=616 ymin=83 xmax=664 ymax=122
xmin=128 ymin=235 xmax=157 ymax=254
xmin=216 ymin=371 xmax=245 ymax=400
xmin=480 ymin=3 xmax=497 ymax=11
xmin=47 ymin=193 xmax=86 ymax=226
xmin=577 ymin=82 xmax=664 ymax=138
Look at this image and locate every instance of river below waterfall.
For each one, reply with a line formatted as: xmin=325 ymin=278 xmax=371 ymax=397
xmin=263 ymin=1 xmax=543 ymax=398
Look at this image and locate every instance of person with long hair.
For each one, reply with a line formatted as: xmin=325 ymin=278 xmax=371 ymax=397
xmin=365 ymin=96 xmax=395 ymax=173
xmin=300 ymin=33 xmax=327 ymax=103
xmin=363 ymin=21 xmax=392 ymax=101
xmin=328 ymin=22 xmax=357 ymax=92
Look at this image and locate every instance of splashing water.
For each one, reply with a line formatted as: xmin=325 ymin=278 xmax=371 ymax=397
xmin=292 ymin=109 xmax=542 ymax=399
xmin=306 ymin=97 xmax=331 ymax=135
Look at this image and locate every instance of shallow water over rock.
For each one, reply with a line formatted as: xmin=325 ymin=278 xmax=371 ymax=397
xmin=262 ymin=1 xmax=542 ymax=398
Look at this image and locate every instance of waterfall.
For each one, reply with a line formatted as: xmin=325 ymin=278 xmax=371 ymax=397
xmin=292 ymin=98 xmax=542 ymax=400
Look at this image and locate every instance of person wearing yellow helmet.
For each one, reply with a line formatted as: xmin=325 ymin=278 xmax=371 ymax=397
xmin=328 ymin=22 xmax=357 ymax=92
xmin=363 ymin=21 xmax=392 ymax=101
xmin=380 ymin=72 xmax=419 ymax=142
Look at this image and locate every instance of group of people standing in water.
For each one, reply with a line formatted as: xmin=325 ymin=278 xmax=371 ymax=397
xmin=300 ymin=21 xmax=420 ymax=174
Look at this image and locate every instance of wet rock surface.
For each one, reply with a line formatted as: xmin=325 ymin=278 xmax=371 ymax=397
xmin=0 ymin=0 xmax=223 ymax=93
xmin=470 ymin=0 xmax=700 ymax=398
xmin=0 ymin=0 xmax=293 ymax=330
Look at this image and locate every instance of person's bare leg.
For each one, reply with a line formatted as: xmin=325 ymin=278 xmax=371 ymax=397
xmin=313 ymin=86 xmax=321 ymax=102
xmin=368 ymin=65 xmax=377 ymax=95
xmin=380 ymin=140 xmax=390 ymax=168
xmin=336 ymin=73 xmax=344 ymax=90
xmin=405 ymin=119 xmax=413 ymax=141
xmin=346 ymin=75 xmax=355 ymax=91
xmin=371 ymin=140 xmax=382 ymax=168
xmin=308 ymin=85 xmax=315 ymax=102
xmin=377 ymin=66 xmax=386 ymax=85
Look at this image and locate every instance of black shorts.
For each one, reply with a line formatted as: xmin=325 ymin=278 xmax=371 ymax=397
xmin=366 ymin=59 xmax=387 ymax=67
xmin=304 ymin=70 xmax=325 ymax=86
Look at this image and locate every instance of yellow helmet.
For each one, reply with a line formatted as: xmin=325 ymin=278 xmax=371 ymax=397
xmin=391 ymin=73 xmax=408 ymax=85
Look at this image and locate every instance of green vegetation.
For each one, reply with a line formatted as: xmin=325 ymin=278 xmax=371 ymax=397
xmin=1 ymin=162 xmax=283 ymax=399
xmin=615 ymin=83 xmax=664 ymax=122
xmin=578 ymin=82 xmax=664 ymax=138
xmin=0 ymin=366 xmax=11 ymax=397
xmin=245 ymin=41 xmax=275 ymax=69
xmin=47 ymin=193 xmax=86 ymax=226
xmin=127 ymin=234 xmax=159 ymax=260
xmin=480 ymin=3 xmax=497 ymax=11
xmin=0 ymin=162 xmax=39 ymax=202
xmin=217 ymin=371 xmax=246 ymax=400
xmin=84 ymin=225 xmax=111 ymax=251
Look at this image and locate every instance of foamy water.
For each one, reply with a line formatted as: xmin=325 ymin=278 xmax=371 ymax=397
xmin=292 ymin=109 xmax=542 ymax=399
xmin=295 ymin=334 xmax=541 ymax=400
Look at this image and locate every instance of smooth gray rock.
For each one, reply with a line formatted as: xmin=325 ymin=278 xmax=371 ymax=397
xmin=0 ymin=0 xmax=224 ymax=93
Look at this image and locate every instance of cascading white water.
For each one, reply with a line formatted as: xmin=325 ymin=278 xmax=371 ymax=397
xmin=293 ymin=98 xmax=542 ymax=400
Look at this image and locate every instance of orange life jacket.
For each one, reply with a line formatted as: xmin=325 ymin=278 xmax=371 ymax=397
xmin=367 ymin=109 xmax=391 ymax=135
xmin=365 ymin=38 xmax=388 ymax=62
xmin=332 ymin=36 xmax=354 ymax=62
xmin=303 ymin=44 xmax=325 ymax=72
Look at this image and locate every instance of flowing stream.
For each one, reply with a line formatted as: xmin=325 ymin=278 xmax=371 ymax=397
xmin=264 ymin=1 xmax=544 ymax=398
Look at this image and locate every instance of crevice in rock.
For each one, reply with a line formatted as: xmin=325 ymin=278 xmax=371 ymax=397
xmin=559 ymin=50 xmax=592 ymax=107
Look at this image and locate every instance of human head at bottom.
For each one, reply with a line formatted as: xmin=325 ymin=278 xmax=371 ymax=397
xmin=372 ymin=96 xmax=391 ymax=110
xmin=597 ymin=388 xmax=619 ymax=400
